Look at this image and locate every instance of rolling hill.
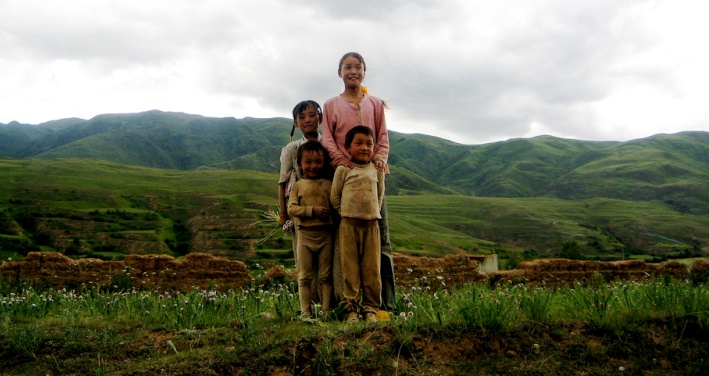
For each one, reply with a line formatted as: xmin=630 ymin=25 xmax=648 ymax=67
xmin=1 ymin=110 xmax=708 ymax=264
xmin=2 ymin=110 xmax=708 ymax=212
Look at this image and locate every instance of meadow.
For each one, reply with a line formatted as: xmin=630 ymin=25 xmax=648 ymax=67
xmin=1 ymin=157 xmax=709 ymax=374
xmin=1 ymin=272 xmax=708 ymax=375
xmin=2 ymin=158 xmax=707 ymax=268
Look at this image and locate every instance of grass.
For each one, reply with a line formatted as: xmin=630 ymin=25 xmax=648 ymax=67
xmin=0 ymin=158 xmax=707 ymax=266
xmin=386 ymin=195 xmax=709 ymax=256
xmin=1 ymin=275 xmax=708 ymax=374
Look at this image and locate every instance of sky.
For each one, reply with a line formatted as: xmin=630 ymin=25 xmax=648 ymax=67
xmin=1 ymin=0 xmax=708 ymax=145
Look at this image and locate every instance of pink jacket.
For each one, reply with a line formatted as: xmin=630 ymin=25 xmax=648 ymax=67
xmin=321 ymin=95 xmax=390 ymax=174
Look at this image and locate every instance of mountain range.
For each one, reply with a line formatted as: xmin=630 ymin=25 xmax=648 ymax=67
xmin=2 ymin=110 xmax=708 ymax=214
xmin=1 ymin=110 xmax=708 ymax=263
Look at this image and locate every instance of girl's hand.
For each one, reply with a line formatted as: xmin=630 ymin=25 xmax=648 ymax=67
xmin=312 ymin=206 xmax=330 ymax=219
xmin=373 ymin=159 xmax=387 ymax=171
xmin=278 ymin=215 xmax=289 ymax=226
xmin=333 ymin=157 xmax=354 ymax=168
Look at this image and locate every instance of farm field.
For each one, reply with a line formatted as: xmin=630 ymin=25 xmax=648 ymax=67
xmin=2 ymin=158 xmax=707 ymax=268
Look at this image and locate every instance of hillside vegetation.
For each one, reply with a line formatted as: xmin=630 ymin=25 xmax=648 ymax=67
xmin=2 ymin=270 xmax=708 ymax=375
xmin=2 ymin=111 xmax=708 ymax=212
xmin=1 ymin=111 xmax=708 ymax=264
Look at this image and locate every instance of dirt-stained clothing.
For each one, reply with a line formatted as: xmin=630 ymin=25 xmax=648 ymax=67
xmin=331 ymin=162 xmax=384 ymax=314
xmin=330 ymin=163 xmax=384 ymax=221
xmin=322 ymin=94 xmax=396 ymax=311
xmin=288 ymin=178 xmax=334 ymax=314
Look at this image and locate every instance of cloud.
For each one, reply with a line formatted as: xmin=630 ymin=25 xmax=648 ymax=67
xmin=1 ymin=0 xmax=708 ymax=145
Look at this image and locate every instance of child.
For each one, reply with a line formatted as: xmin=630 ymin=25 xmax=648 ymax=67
xmin=330 ymin=126 xmax=385 ymax=323
xmin=279 ymin=100 xmax=324 ymax=256
xmin=322 ymin=52 xmax=396 ymax=312
xmin=279 ymin=100 xmax=325 ymax=305
xmin=287 ymin=141 xmax=334 ymax=318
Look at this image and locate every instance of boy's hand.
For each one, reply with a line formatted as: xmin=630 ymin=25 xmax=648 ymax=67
xmin=312 ymin=206 xmax=330 ymax=219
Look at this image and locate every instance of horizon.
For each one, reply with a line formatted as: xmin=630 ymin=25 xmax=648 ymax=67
xmin=2 ymin=109 xmax=706 ymax=147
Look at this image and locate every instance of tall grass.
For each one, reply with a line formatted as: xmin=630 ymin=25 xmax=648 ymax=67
xmin=2 ymin=278 xmax=708 ymax=333
xmin=3 ymin=278 xmax=708 ymax=330
xmin=1 ymin=276 xmax=708 ymax=374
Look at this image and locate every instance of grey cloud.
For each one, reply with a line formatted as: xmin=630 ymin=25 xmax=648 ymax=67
xmin=0 ymin=0 xmax=706 ymax=143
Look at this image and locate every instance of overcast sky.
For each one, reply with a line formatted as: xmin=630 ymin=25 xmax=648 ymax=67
xmin=1 ymin=0 xmax=707 ymax=145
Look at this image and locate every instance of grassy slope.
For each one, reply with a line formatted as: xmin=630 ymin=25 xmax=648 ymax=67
xmin=433 ymin=136 xmax=614 ymax=196
xmin=33 ymin=113 xmax=275 ymax=170
xmin=0 ymin=158 xmax=278 ymax=262
xmin=388 ymin=195 xmax=709 ymax=255
xmin=548 ymin=132 xmax=709 ymax=213
xmin=3 ymin=113 xmax=708 ymax=216
xmin=1 ymin=158 xmax=707 ymax=263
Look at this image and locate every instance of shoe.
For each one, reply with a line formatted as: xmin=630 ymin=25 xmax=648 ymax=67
xmin=375 ymin=310 xmax=391 ymax=322
xmin=346 ymin=312 xmax=359 ymax=324
xmin=364 ymin=312 xmax=377 ymax=323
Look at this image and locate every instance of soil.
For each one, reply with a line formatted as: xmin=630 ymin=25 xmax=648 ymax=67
xmin=2 ymin=252 xmax=707 ymax=292
xmin=2 ymin=254 xmax=709 ymax=374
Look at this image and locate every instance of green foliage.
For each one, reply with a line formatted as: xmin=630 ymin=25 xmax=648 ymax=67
xmin=3 ymin=111 xmax=708 ymax=214
xmin=504 ymin=250 xmax=524 ymax=270
xmin=0 ymin=122 xmax=709 ymax=260
xmin=170 ymin=220 xmax=192 ymax=255
xmin=518 ymin=286 xmax=554 ymax=324
xmin=456 ymin=285 xmax=518 ymax=332
xmin=10 ymin=208 xmax=38 ymax=232
xmin=312 ymin=338 xmax=341 ymax=374
xmin=0 ymin=278 xmax=708 ymax=374
xmin=108 ymin=273 xmax=135 ymax=292
xmin=566 ymin=283 xmax=619 ymax=330
xmin=6 ymin=324 xmax=44 ymax=359
xmin=0 ymin=142 xmax=708 ymax=259
xmin=0 ymin=237 xmax=40 ymax=256
xmin=0 ymin=210 xmax=18 ymax=235
xmin=558 ymin=240 xmax=585 ymax=260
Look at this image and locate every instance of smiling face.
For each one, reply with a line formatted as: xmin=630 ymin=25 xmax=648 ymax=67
xmin=347 ymin=132 xmax=374 ymax=164
xmin=338 ymin=55 xmax=366 ymax=90
xmin=299 ymin=150 xmax=325 ymax=179
xmin=294 ymin=105 xmax=320 ymax=137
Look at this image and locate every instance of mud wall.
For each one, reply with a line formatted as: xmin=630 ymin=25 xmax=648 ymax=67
xmin=0 ymin=252 xmax=252 ymax=291
xmin=2 ymin=252 xmax=708 ymax=291
xmin=486 ymin=258 xmax=705 ymax=287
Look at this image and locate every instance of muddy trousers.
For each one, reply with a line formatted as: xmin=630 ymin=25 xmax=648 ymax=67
xmin=296 ymin=229 xmax=334 ymax=315
xmin=339 ymin=218 xmax=381 ymax=315
xmin=379 ymin=198 xmax=396 ymax=311
xmin=293 ymin=229 xmax=320 ymax=304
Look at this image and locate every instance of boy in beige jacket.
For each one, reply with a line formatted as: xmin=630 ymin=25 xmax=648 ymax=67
xmin=330 ymin=126 xmax=384 ymax=323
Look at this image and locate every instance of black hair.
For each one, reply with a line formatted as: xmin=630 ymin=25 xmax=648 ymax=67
xmin=290 ymin=100 xmax=322 ymax=141
xmin=338 ymin=52 xmax=367 ymax=75
xmin=344 ymin=125 xmax=374 ymax=149
xmin=336 ymin=52 xmax=389 ymax=109
xmin=296 ymin=140 xmax=329 ymax=167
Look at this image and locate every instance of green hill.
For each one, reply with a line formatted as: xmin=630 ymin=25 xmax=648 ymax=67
xmin=1 ymin=111 xmax=708 ymax=264
xmin=2 ymin=112 xmax=708 ymax=212
xmin=0 ymin=158 xmax=706 ymax=267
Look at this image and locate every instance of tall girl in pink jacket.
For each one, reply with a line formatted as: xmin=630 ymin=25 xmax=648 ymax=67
xmin=322 ymin=51 xmax=395 ymax=313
